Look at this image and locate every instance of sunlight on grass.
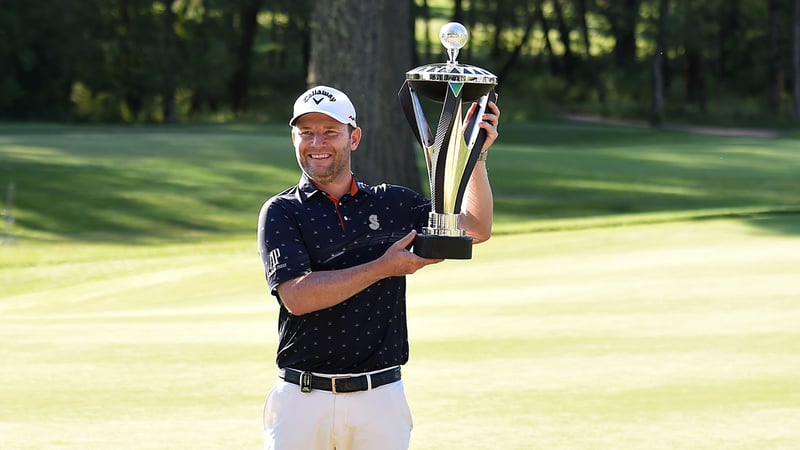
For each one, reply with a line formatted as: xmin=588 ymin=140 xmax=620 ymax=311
xmin=2 ymin=121 xmax=800 ymax=448
xmin=403 ymin=218 xmax=800 ymax=449
xmin=2 ymin=216 xmax=800 ymax=449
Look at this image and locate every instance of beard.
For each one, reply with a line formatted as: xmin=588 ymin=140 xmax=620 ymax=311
xmin=301 ymin=153 xmax=349 ymax=185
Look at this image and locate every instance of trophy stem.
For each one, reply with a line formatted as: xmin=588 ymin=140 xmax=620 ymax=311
xmin=423 ymin=212 xmax=464 ymax=237
xmin=447 ymin=48 xmax=459 ymax=66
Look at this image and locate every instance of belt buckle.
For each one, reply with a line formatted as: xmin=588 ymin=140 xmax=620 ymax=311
xmin=331 ymin=376 xmax=338 ymax=394
xmin=300 ymin=371 xmax=313 ymax=393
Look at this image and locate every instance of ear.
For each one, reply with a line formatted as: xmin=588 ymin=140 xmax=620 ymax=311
xmin=350 ymin=127 xmax=362 ymax=151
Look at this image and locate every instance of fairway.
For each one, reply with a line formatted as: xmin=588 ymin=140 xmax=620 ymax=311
xmin=2 ymin=216 xmax=800 ymax=449
xmin=2 ymin=121 xmax=800 ymax=448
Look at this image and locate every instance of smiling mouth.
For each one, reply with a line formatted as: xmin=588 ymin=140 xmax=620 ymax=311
xmin=309 ymin=153 xmax=332 ymax=160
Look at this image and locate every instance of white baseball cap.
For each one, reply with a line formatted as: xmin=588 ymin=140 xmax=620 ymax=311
xmin=289 ymin=85 xmax=357 ymax=128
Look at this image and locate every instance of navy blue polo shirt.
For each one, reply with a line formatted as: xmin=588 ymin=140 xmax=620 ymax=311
xmin=258 ymin=173 xmax=431 ymax=373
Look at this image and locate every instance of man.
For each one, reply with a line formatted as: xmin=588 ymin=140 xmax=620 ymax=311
xmin=257 ymin=85 xmax=499 ymax=450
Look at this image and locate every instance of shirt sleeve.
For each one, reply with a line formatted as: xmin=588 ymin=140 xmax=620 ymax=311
xmin=409 ymin=188 xmax=432 ymax=231
xmin=257 ymin=198 xmax=311 ymax=298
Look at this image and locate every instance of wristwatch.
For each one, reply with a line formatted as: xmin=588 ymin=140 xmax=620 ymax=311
xmin=477 ymin=151 xmax=488 ymax=161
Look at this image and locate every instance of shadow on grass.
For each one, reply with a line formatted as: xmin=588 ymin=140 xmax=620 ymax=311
xmin=2 ymin=121 xmax=799 ymax=242
xmin=740 ymin=211 xmax=800 ymax=236
xmin=0 ymin=124 xmax=297 ymax=242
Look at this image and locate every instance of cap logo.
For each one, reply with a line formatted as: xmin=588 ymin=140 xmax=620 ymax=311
xmin=304 ymin=88 xmax=337 ymax=104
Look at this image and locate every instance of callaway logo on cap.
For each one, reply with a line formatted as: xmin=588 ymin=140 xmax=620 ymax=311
xmin=290 ymin=85 xmax=358 ymax=128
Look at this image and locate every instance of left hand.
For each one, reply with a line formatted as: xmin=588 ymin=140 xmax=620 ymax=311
xmin=470 ymin=100 xmax=500 ymax=153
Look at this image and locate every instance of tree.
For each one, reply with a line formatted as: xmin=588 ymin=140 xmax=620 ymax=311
xmin=497 ymin=2 xmax=538 ymax=86
xmin=308 ymin=0 xmax=421 ymax=191
xmin=599 ymin=0 xmax=640 ymax=69
xmin=769 ymin=0 xmax=784 ymax=114
xmin=651 ymin=0 xmax=669 ymax=124
xmin=795 ymin=0 xmax=800 ymax=120
xmin=680 ymin=0 xmax=707 ymax=111
xmin=229 ymin=0 xmax=263 ymax=116
xmin=160 ymin=0 xmax=178 ymax=123
xmin=553 ymin=0 xmax=576 ymax=79
xmin=576 ymin=0 xmax=607 ymax=105
xmin=535 ymin=0 xmax=559 ymax=76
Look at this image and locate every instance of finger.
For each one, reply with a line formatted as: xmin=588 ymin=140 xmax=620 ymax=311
xmin=484 ymin=104 xmax=499 ymax=121
xmin=394 ymin=229 xmax=417 ymax=249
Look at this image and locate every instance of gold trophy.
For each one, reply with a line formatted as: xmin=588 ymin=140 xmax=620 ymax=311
xmin=398 ymin=22 xmax=498 ymax=259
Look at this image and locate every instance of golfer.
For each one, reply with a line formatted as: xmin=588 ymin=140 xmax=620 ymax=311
xmin=257 ymin=85 xmax=499 ymax=449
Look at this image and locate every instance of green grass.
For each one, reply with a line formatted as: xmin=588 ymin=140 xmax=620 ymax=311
xmin=2 ymin=121 xmax=800 ymax=449
xmin=2 ymin=121 xmax=799 ymax=241
xmin=2 ymin=219 xmax=799 ymax=449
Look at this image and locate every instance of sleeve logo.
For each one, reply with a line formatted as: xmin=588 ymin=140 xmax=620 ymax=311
xmin=268 ymin=248 xmax=285 ymax=275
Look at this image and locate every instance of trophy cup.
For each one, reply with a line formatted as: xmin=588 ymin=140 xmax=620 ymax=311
xmin=398 ymin=22 xmax=498 ymax=259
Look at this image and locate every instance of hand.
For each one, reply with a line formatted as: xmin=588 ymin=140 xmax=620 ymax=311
xmin=478 ymin=100 xmax=500 ymax=153
xmin=464 ymin=99 xmax=500 ymax=153
xmin=377 ymin=230 xmax=443 ymax=276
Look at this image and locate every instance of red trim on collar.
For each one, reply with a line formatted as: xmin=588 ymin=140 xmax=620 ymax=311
xmin=348 ymin=175 xmax=359 ymax=197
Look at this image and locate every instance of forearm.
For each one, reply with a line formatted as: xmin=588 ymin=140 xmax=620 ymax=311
xmin=460 ymin=160 xmax=493 ymax=243
xmin=277 ymin=259 xmax=390 ymax=316
xmin=275 ymin=230 xmax=440 ymax=316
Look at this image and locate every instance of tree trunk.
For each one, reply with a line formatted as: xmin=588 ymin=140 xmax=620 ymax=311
xmin=685 ymin=48 xmax=706 ymax=111
xmin=465 ymin=0 xmax=477 ymax=61
xmin=553 ymin=0 xmax=575 ymax=79
xmin=490 ymin=0 xmax=506 ymax=59
xmin=161 ymin=0 xmax=178 ymax=124
xmin=602 ymin=0 xmax=639 ymax=69
xmin=651 ymin=0 xmax=669 ymax=125
xmin=716 ymin=0 xmax=740 ymax=81
xmin=534 ymin=0 xmax=559 ymax=75
xmin=769 ymin=0 xmax=783 ymax=114
xmin=229 ymin=0 xmax=262 ymax=116
xmin=309 ymin=0 xmax=421 ymax=191
xmin=576 ymin=0 xmax=607 ymax=105
xmin=119 ymin=0 xmax=143 ymax=120
xmin=453 ymin=0 xmax=465 ymax=23
xmin=794 ymin=0 xmax=800 ymax=120
xmin=497 ymin=3 xmax=537 ymax=88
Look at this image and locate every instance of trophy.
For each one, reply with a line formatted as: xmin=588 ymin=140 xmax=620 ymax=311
xmin=398 ymin=22 xmax=498 ymax=259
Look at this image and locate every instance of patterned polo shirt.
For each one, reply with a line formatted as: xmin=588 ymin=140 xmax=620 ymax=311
xmin=258 ymin=173 xmax=431 ymax=373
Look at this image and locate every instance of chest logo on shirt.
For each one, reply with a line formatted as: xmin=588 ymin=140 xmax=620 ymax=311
xmin=368 ymin=214 xmax=380 ymax=230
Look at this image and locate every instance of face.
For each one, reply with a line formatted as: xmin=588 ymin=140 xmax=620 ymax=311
xmin=292 ymin=112 xmax=361 ymax=186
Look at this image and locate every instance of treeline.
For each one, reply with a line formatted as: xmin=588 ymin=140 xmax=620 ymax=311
xmin=2 ymin=0 xmax=800 ymax=125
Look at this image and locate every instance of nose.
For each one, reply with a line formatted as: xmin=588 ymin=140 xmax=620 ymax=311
xmin=311 ymin=133 xmax=325 ymax=147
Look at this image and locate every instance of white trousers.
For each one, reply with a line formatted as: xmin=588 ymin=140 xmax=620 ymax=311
xmin=263 ymin=378 xmax=413 ymax=450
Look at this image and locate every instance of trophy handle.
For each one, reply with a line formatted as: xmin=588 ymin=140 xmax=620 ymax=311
xmin=453 ymin=89 xmax=497 ymax=212
xmin=399 ymin=81 xmax=437 ymax=182
xmin=398 ymin=81 xmax=429 ymax=149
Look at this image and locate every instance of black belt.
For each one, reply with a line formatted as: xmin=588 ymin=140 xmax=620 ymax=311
xmin=280 ymin=367 xmax=401 ymax=394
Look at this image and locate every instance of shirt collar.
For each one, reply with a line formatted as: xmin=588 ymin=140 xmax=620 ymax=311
xmin=295 ymin=172 xmax=364 ymax=202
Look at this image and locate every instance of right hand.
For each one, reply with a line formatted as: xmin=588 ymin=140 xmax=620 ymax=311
xmin=378 ymin=230 xmax=443 ymax=276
